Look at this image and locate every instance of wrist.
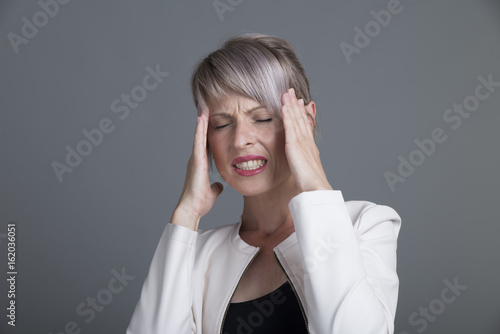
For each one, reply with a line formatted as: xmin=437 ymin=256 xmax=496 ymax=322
xmin=300 ymin=181 xmax=333 ymax=193
xmin=171 ymin=205 xmax=201 ymax=231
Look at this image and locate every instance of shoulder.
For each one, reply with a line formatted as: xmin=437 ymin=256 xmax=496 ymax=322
xmin=345 ymin=199 xmax=402 ymax=239
xmin=289 ymin=190 xmax=401 ymax=238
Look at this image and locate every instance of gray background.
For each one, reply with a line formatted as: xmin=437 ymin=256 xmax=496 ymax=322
xmin=1 ymin=0 xmax=499 ymax=333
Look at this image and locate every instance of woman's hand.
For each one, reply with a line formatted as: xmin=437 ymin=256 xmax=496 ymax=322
xmin=172 ymin=106 xmax=224 ymax=231
xmin=281 ymin=88 xmax=333 ymax=193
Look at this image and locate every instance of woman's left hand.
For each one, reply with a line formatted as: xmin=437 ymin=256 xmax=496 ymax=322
xmin=281 ymin=88 xmax=333 ymax=193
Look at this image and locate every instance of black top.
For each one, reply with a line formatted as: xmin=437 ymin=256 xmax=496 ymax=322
xmin=222 ymin=281 xmax=308 ymax=334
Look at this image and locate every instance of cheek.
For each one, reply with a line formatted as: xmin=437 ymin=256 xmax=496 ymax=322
xmin=267 ymin=127 xmax=286 ymax=150
xmin=273 ymin=133 xmax=288 ymax=166
xmin=261 ymin=129 xmax=287 ymax=162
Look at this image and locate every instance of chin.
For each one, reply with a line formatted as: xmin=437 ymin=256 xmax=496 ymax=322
xmin=231 ymin=180 xmax=272 ymax=197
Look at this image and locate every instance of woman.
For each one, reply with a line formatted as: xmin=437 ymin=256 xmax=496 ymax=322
xmin=127 ymin=33 xmax=401 ymax=334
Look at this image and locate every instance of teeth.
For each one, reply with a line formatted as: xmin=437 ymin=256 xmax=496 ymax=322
xmin=235 ymin=159 xmax=266 ymax=170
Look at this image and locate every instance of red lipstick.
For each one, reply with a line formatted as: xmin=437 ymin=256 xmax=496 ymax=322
xmin=231 ymin=155 xmax=268 ymax=177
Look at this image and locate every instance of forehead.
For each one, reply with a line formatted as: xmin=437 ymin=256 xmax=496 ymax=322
xmin=209 ymin=94 xmax=264 ymax=116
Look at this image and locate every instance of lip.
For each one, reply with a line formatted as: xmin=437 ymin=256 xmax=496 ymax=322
xmin=231 ymin=155 xmax=267 ymax=166
xmin=231 ymin=155 xmax=268 ymax=177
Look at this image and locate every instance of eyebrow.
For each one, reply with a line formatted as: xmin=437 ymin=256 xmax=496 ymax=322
xmin=210 ymin=106 xmax=265 ymax=117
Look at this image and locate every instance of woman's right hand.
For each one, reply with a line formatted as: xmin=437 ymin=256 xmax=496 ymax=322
xmin=171 ymin=106 xmax=224 ymax=231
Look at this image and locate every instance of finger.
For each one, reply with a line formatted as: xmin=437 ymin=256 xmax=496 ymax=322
xmin=193 ymin=115 xmax=208 ymax=163
xmin=297 ymin=98 xmax=314 ymax=136
xmin=282 ymin=91 xmax=303 ymax=140
xmin=289 ymin=89 xmax=313 ymax=138
xmin=283 ymin=89 xmax=310 ymax=140
xmin=201 ymin=107 xmax=208 ymax=152
xmin=281 ymin=102 xmax=297 ymax=140
xmin=192 ymin=116 xmax=202 ymax=157
xmin=193 ymin=106 xmax=209 ymax=152
xmin=288 ymin=89 xmax=310 ymax=133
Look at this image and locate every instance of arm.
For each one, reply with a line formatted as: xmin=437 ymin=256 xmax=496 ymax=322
xmin=289 ymin=189 xmax=401 ymax=334
xmin=280 ymin=88 xmax=400 ymax=332
xmin=127 ymin=106 xmax=222 ymax=333
xmin=126 ymin=222 xmax=198 ymax=334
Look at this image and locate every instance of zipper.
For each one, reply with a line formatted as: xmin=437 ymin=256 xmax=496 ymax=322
xmin=274 ymin=251 xmax=309 ymax=333
xmin=220 ymin=247 xmax=261 ymax=334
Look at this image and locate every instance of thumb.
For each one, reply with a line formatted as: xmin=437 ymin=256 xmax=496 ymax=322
xmin=210 ymin=182 xmax=224 ymax=197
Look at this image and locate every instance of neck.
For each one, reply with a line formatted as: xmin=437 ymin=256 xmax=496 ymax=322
xmin=240 ymin=175 xmax=300 ymax=239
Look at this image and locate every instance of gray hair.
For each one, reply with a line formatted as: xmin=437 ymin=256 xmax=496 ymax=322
xmin=190 ymin=32 xmax=320 ymax=169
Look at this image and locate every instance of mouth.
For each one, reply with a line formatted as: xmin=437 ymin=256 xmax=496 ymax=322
xmin=232 ymin=159 xmax=267 ymax=170
xmin=231 ymin=155 xmax=268 ymax=176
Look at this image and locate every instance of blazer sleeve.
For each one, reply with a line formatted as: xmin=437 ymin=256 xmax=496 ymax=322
xmin=288 ymin=190 xmax=401 ymax=334
xmin=126 ymin=223 xmax=198 ymax=334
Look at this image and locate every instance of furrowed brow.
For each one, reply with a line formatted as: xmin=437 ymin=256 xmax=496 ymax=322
xmin=211 ymin=106 xmax=265 ymax=117
xmin=243 ymin=106 xmax=265 ymax=114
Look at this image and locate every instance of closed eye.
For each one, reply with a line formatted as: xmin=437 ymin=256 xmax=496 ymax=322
xmin=214 ymin=118 xmax=272 ymax=129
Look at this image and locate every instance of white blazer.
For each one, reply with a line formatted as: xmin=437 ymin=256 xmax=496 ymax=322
xmin=126 ymin=190 xmax=402 ymax=334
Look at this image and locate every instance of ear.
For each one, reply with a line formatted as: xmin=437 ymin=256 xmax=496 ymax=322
xmin=305 ymin=100 xmax=316 ymax=128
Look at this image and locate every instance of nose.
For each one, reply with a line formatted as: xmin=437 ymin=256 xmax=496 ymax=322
xmin=232 ymin=120 xmax=256 ymax=150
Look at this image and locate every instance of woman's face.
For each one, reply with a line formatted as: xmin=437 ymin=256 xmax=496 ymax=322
xmin=207 ymin=94 xmax=292 ymax=197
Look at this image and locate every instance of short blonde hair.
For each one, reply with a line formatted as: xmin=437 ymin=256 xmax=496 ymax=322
xmin=190 ymin=32 xmax=319 ymax=168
